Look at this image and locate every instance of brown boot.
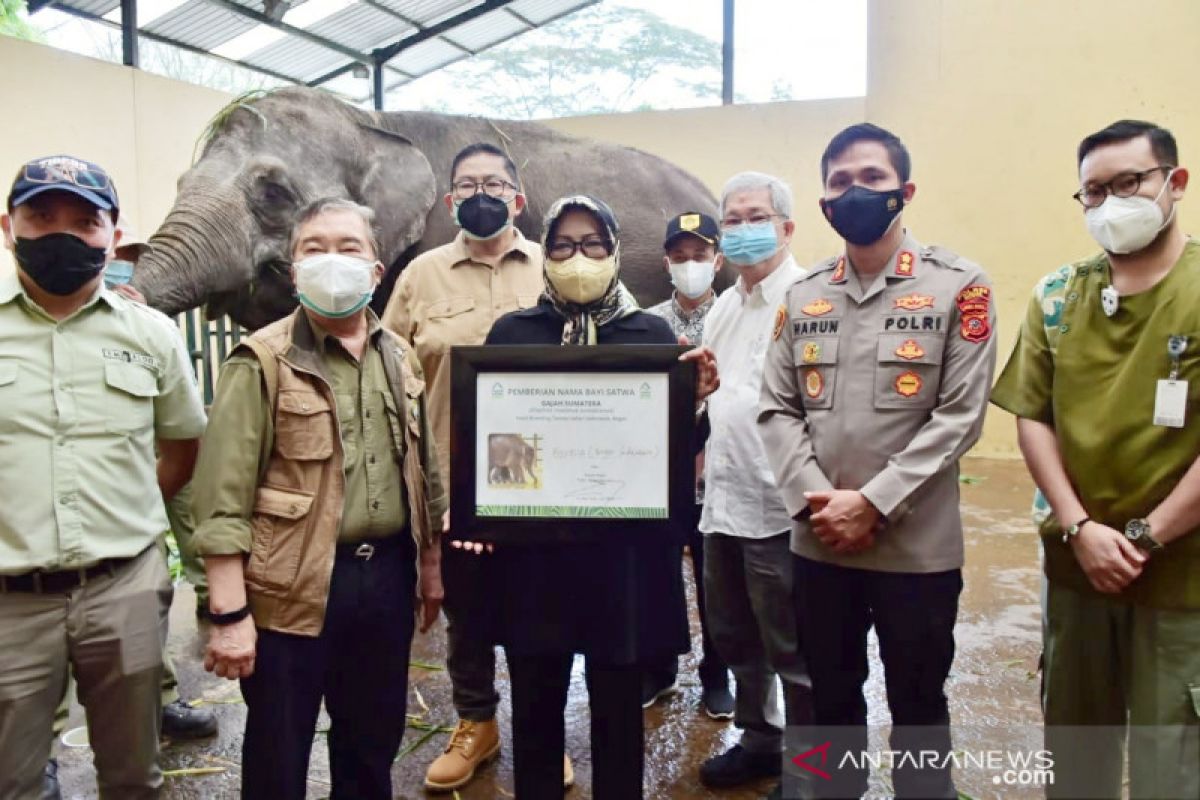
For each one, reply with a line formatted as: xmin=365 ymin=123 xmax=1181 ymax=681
xmin=424 ymin=718 xmax=501 ymax=791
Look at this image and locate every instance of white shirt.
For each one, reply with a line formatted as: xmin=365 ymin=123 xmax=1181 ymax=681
xmin=700 ymin=256 xmax=806 ymax=538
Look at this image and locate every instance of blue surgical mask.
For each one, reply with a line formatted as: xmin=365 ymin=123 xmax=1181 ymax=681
xmin=720 ymin=222 xmax=780 ymax=266
xmin=104 ymin=259 xmax=135 ymax=288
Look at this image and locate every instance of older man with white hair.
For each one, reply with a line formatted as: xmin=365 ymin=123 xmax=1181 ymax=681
xmin=697 ymin=172 xmax=813 ymax=794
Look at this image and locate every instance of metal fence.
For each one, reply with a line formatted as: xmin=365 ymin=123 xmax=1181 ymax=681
xmin=176 ymin=309 xmax=245 ymax=405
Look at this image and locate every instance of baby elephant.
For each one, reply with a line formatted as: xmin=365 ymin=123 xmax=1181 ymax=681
xmin=488 ymin=434 xmax=536 ymax=485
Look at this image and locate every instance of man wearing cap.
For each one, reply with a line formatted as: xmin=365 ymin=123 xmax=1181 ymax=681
xmin=381 ymin=142 xmax=549 ymax=791
xmin=0 ymin=155 xmax=207 ymax=799
xmin=644 ymin=211 xmax=733 ymax=719
xmin=697 ymin=173 xmax=813 ymax=794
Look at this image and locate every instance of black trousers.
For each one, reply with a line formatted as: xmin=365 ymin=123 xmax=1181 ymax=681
xmin=507 ymin=650 xmax=643 ymax=800
xmin=646 ymin=504 xmax=729 ymax=689
xmin=240 ymin=536 xmax=416 ymax=800
xmin=793 ymin=555 xmax=961 ymax=800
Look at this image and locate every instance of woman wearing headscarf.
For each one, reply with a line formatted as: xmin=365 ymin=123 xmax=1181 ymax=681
xmin=473 ymin=195 xmax=717 ymax=799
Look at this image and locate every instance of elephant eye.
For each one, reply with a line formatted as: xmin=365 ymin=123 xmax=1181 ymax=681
xmin=259 ymin=180 xmax=293 ymax=206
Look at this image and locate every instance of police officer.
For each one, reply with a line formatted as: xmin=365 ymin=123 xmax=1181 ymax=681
xmin=759 ymin=124 xmax=997 ymax=799
xmin=992 ymin=120 xmax=1200 ymax=799
xmin=0 ymin=156 xmax=207 ymax=799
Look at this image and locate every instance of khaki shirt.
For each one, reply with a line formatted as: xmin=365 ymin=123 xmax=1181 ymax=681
xmin=381 ymin=229 xmax=544 ymax=473
xmin=0 ymin=273 xmax=207 ymax=573
xmin=758 ymin=234 xmax=997 ymax=573
xmin=191 ymin=310 xmax=417 ymax=552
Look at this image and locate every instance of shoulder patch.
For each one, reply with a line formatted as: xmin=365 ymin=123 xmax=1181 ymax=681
xmin=956 ymin=284 xmax=992 ymax=343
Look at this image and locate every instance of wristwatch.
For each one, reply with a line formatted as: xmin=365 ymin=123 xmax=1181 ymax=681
xmin=1124 ymin=518 xmax=1164 ymax=554
xmin=1061 ymin=516 xmax=1090 ymax=544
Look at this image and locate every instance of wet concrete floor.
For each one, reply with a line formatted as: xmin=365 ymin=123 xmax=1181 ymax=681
xmin=57 ymin=457 xmax=1044 ymax=799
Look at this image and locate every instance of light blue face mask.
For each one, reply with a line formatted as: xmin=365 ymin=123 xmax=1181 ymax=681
xmin=720 ymin=222 xmax=780 ymax=266
xmin=103 ymin=259 xmax=135 ymax=288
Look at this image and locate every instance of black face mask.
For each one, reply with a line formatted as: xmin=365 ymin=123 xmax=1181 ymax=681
xmin=455 ymin=193 xmax=512 ymax=240
xmin=15 ymin=233 xmax=109 ymax=296
xmin=821 ymin=185 xmax=905 ymax=246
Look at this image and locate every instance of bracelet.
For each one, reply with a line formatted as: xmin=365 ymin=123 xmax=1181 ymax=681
xmin=207 ymin=603 xmax=252 ymax=626
xmin=1061 ymin=516 xmax=1091 ymax=544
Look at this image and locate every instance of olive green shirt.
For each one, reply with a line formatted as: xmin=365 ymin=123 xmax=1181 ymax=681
xmin=991 ymin=240 xmax=1200 ymax=608
xmin=0 ymin=273 xmax=207 ymax=573
xmin=192 ymin=310 xmax=421 ymax=553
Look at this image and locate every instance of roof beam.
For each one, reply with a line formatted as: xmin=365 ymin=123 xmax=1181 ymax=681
xmin=201 ymin=0 xmax=373 ymax=66
xmin=357 ymin=0 xmax=475 ymax=56
xmin=31 ymin=2 xmax=303 ymax=86
xmin=348 ymin=0 xmax=599 ymax=105
xmin=373 ymin=0 xmax=513 ymax=63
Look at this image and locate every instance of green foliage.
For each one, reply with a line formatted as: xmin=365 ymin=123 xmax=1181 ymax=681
xmin=1 ymin=0 xmax=44 ymax=41
xmin=419 ymin=3 xmax=721 ymax=119
xmin=194 ymin=89 xmax=274 ymax=162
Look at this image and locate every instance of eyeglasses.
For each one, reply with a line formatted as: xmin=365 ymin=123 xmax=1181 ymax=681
xmin=452 ymin=177 xmax=518 ymax=201
xmin=547 ymin=237 xmax=611 ymax=260
xmin=23 ymin=161 xmax=111 ymax=192
xmin=720 ymin=213 xmax=783 ymax=229
xmin=1073 ymin=166 xmax=1174 ymax=209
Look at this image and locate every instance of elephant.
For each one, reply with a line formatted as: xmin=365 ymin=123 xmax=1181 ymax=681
xmin=132 ymin=86 xmax=729 ymax=331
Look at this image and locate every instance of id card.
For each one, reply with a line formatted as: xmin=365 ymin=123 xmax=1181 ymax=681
xmin=1154 ymin=379 xmax=1188 ymax=428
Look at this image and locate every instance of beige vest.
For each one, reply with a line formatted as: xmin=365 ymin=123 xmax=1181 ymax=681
xmin=239 ymin=310 xmax=434 ymax=636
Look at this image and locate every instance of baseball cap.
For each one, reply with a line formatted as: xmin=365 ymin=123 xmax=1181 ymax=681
xmin=7 ymin=155 xmax=119 ymax=214
xmin=664 ymin=211 xmax=720 ymax=249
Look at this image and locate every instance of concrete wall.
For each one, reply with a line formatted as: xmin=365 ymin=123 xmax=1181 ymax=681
xmin=548 ymin=0 xmax=1200 ymax=457
xmin=5 ymin=0 xmax=1200 ymax=455
xmin=0 ymin=35 xmax=232 ymax=269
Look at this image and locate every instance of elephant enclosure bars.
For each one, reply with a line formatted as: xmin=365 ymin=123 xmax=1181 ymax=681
xmin=178 ymin=310 xmax=245 ymax=406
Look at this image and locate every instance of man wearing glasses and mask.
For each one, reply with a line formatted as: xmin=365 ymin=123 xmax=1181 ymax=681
xmin=992 ymin=120 xmax=1200 ymax=799
xmin=380 ymin=143 xmax=555 ymax=792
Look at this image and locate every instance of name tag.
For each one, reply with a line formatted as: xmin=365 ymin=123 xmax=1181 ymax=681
xmin=1154 ymin=379 xmax=1188 ymax=428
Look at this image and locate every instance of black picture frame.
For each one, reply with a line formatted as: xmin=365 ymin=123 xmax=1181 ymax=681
xmin=449 ymin=344 xmax=696 ymax=545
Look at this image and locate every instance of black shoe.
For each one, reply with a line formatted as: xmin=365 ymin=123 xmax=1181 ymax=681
xmin=699 ymin=744 xmax=781 ymax=788
xmin=161 ymin=699 xmax=219 ymax=739
xmin=641 ymin=673 xmax=679 ymax=709
xmin=702 ymin=682 xmax=735 ymax=720
xmin=41 ymin=758 xmax=61 ymax=800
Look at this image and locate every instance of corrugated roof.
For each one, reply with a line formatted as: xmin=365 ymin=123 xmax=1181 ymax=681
xmin=34 ymin=0 xmax=596 ymax=106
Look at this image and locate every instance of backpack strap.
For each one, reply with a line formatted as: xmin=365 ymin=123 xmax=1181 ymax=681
xmin=238 ymin=338 xmax=280 ymax=413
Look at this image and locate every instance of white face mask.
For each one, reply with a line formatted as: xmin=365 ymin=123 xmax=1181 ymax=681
xmin=668 ymin=259 xmax=716 ymax=299
xmin=1085 ymin=172 xmax=1176 ymax=255
xmin=293 ymin=253 xmax=376 ymax=318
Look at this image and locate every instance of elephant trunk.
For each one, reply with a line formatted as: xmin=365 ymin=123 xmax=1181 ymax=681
xmin=133 ymin=186 xmax=251 ymax=316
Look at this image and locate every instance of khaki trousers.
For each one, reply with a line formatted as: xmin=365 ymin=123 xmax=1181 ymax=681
xmin=1044 ymin=581 xmax=1200 ymax=799
xmin=0 ymin=546 xmax=171 ymax=800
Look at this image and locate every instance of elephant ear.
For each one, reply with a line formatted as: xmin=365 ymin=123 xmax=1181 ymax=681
xmin=350 ymin=124 xmax=437 ymax=265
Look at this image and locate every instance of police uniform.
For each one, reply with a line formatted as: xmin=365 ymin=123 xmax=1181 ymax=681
xmin=758 ymin=234 xmax=996 ymax=798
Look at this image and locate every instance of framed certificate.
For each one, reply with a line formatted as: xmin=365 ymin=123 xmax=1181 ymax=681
xmin=449 ymin=345 xmax=697 ymax=544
